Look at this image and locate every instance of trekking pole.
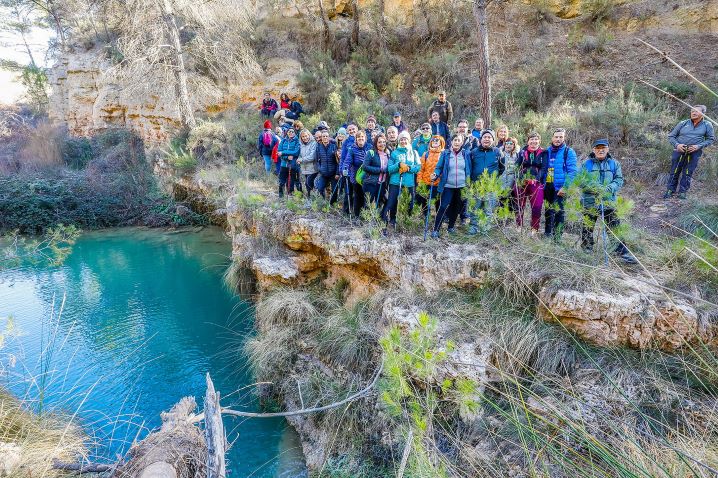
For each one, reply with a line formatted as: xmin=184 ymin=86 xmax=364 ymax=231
xmin=330 ymin=175 xmax=342 ymax=205
xmin=345 ymin=175 xmax=353 ymax=222
xmin=599 ymin=196 xmax=609 ymax=267
xmin=423 ymin=184 xmax=434 ymax=241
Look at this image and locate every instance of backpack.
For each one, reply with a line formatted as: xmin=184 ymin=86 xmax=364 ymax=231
xmin=291 ymin=101 xmax=304 ymax=114
xmin=262 ymin=131 xmax=273 ymax=147
xmin=355 ymin=164 xmax=365 ymax=185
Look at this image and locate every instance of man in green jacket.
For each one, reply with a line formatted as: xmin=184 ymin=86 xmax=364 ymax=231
xmin=580 ymin=139 xmax=636 ymax=264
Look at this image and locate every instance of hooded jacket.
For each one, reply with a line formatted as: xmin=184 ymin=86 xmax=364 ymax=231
xmin=498 ymin=147 xmax=519 ymax=190
xmin=298 ymin=138 xmax=318 ymax=175
xmin=580 ymin=152 xmax=623 ymax=206
xmin=314 ymin=141 xmax=338 ymax=177
xmin=388 ymin=147 xmax=421 ymax=187
xmin=417 ymin=136 xmax=445 ymax=186
xmin=470 ymin=146 xmax=500 ymax=181
xmin=277 ymin=135 xmax=300 ymax=168
xmin=434 ymin=148 xmax=472 ymax=193
xmin=539 ymin=143 xmax=578 ymax=189
xmin=341 ymin=140 xmax=371 ymax=184
xmin=257 ymin=129 xmax=278 ymax=156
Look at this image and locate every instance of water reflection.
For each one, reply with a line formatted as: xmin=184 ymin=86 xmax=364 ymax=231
xmin=0 ymin=227 xmax=306 ymax=477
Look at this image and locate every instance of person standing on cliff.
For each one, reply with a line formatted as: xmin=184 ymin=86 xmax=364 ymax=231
xmin=427 ymin=90 xmax=453 ymax=127
xmin=257 ymin=120 xmax=278 ymax=173
xmin=663 ymin=105 xmax=715 ymax=199
xmin=277 ymin=127 xmax=300 ymax=198
xmin=315 ymin=130 xmax=339 ymax=204
xmin=579 ymin=139 xmax=637 ymax=264
xmin=539 ymin=128 xmax=577 ymax=241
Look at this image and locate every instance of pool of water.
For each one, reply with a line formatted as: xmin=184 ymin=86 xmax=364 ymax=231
xmin=0 ymin=227 xmax=306 ymax=477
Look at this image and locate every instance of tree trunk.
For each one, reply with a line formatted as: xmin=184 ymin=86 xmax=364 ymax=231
xmin=472 ymin=0 xmax=491 ymax=127
xmin=377 ymin=0 xmax=387 ymax=49
xmin=350 ymin=0 xmax=359 ymax=50
xmin=158 ymin=0 xmax=196 ymax=129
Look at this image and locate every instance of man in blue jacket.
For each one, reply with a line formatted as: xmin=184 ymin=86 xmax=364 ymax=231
xmin=664 ymin=105 xmax=715 ymax=199
xmin=314 ymin=130 xmax=339 ymax=204
xmin=580 ymin=139 xmax=636 ymax=264
xmin=539 ymin=128 xmax=577 ymax=240
xmin=468 ymin=130 xmax=501 ymax=235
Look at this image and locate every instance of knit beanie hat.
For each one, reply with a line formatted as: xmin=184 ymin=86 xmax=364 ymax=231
xmin=337 ymin=127 xmax=347 ymax=136
xmin=317 ymin=121 xmax=329 ymax=130
xmin=263 ymin=120 xmax=272 ymax=129
xmin=481 ymin=129 xmax=495 ymax=140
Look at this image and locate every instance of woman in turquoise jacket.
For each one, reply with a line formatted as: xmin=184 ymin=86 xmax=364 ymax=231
xmin=382 ymin=131 xmax=421 ymax=231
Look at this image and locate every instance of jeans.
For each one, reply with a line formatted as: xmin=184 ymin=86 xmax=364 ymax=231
xmin=433 ymin=187 xmax=463 ymax=232
xmin=516 ymin=181 xmax=544 ymax=230
xmin=316 ymin=174 xmax=339 ymax=204
xmin=668 ymin=149 xmax=702 ymax=193
xmin=262 ymin=155 xmax=272 ymax=173
xmin=383 ymin=185 xmax=415 ymax=225
xmin=278 ymin=166 xmax=296 ymax=198
xmin=544 ymin=183 xmax=565 ymax=239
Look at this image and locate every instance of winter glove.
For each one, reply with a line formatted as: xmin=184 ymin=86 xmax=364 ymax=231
xmin=399 ymin=163 xmax=410 ymax=174
xmin=430 ymin=173 xmax=438 ymax=181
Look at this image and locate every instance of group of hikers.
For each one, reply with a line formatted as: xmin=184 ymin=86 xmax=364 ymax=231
xmin=257 ymin=91 xmax=715 ymax=264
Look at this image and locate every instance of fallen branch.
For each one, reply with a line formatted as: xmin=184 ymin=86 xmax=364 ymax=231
xmin=205 ymin=373 xmax=227 ymax=478
xmin=52 ymin=459 xmax=112 ymax=474
xmin=193 ymin=359 xmax=384 ymax=422
xmin=396 ymin=429 xmax=413 ymax=478
xmin=637 ymin=38 xmax=718 ymax=100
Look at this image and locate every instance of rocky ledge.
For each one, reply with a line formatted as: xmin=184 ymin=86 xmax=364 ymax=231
xmin=219 ymin=188 xmax=708 ymax=353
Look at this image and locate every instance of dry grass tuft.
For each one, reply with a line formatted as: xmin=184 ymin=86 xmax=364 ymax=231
xmin=254 ymin=289 xmax=318 ymax=329
xmin=0 ymin=389 xmax=86 ymax=477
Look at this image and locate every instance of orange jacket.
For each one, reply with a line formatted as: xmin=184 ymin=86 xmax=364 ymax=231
xmin=417 ymin=135 xmax=445 ymax=186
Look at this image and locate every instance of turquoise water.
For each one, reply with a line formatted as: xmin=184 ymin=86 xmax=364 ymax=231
xmin=0 ymin=227 xmax=306 ymax=477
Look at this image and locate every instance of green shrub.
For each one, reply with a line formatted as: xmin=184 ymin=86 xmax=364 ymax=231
xmin=61 ymin=137 xmax=93 ymax=169
xmin=657 ymin=80 xmax=695 ymax=99
xmin=187 ymin=120 xmax=235 ymax=166
xmin=164 ymin=145 xmax=198 ymax=172
xmin=495 ymin=57 xmax=574 ymax=114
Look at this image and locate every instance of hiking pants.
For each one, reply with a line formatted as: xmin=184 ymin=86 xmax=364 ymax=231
xmin=303 ymin=173 xmax=318 ymax=197
xmin=581 ymin=205 xmax=628 ymax=255
xmin=342 ymin=179 xmax=363 ymax=217
xmin=433 ymin=187 xmax=463 ymax=232
xmin=278 ymin=166 xmax=295 ymax=198
xmin=517 ymin=181 xmax=544 ymax=230
xmin=416 ymin=185 xmax=440 ymax=219
xmin=316 ymin=174 xmax=339 ymax=204
xmin=543 ymin=183 xmax=565 ymax=239
xmin=363 ymin=182 xmax=386 ymax=207
xmin=668 ymin=150 xmax=702 ymax=194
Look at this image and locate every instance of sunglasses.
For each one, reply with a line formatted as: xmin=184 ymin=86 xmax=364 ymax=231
xmin=421 ymin=127 xmax=431 ymax=131
xmin=505 ymin=141 xmax=514 ymax=145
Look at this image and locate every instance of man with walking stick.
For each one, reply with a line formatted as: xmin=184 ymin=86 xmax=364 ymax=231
xmin=664 ymin=105 xmax=715 ymax=200
xmin=580 ymin=139 xmax=637 ymax=264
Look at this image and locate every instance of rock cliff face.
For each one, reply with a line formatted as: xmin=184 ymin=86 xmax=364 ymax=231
xmin=216 ymin=187 xmax=710 ymax=352
xmin=48 ymin=49 xmax=302 ymax=146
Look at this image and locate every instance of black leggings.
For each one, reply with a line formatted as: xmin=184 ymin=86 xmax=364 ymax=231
xmin=433 ymin=187 xmax=463 ymax=231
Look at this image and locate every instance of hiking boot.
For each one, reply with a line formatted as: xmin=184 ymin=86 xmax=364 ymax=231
xmin=620 ymin=251 xmax=638 ymax=265
xmin=447 ymin=227 xmax=457 ymax=235
xmin=381 ymin=228 xmax=388 ymax=237
xmin=663 ymin=191 xmax=673 ymax=199
xmin=677 ymin=192 xmax=687 ymax=200
xmin=430 ymin=231 xmax=439 ymax=239
xmin=530 ymin=229 xmax=539 ymax=238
